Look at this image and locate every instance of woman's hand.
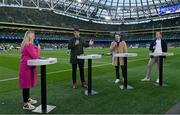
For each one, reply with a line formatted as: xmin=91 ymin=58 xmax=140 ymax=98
xmin=38 ymin=44 xmax=41 ymax=49
xmin=112 ymin=42 xmax=117 ymax=47
xmin=110 ymin=42 xmax=117 ymax=50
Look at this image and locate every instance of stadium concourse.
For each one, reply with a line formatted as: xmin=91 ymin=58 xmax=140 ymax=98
xmin=0 ymin=0 xmax=180 ymax=114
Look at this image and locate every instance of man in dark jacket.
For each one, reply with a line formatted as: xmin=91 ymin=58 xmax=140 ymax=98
xmin=68 ymin=28 xmax=94 ymax=89
xmin=141 ymin=32 xmax=167 ymax=83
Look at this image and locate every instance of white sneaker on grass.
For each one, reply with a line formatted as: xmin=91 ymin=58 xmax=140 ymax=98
xmin=141 ymin=78 xmax=150 ymax=82
xmin=156 ymin=79 xmax=159 ymax=84
xmin=28 ymin=98 xmax=37 ymax=105
xmin=23 ymin=102 xmax=35 ymax=110
xmin=121 ymin=77 xmax=124 ymax=82
xmin=115 ymin=79 xmax=120 ymax=83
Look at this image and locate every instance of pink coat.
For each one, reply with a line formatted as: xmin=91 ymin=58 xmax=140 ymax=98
xmin=19 ymin=43 xmax=40 ymax=88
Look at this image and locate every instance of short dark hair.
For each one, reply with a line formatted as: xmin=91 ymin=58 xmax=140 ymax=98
xmin=114 ymin=32 xmax=120 ymax=36
xmin=114 ymin=32 xmax=123 ymax=37
xmin=74 ymin=28 xmax=80 ymax=32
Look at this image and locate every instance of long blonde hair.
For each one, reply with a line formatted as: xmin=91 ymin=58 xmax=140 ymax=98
xmin=21 ymin=31 xmax=35 ymax=47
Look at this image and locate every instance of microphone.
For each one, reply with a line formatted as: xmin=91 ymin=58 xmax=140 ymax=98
xmin=34 ymin=38 xmax=39 ymax=46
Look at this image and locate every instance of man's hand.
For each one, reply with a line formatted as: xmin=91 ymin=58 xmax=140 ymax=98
xmin=89 ymin=39 xmax=94 ymax=46
xmin=75 ymin=40 xmax=80 ymax=46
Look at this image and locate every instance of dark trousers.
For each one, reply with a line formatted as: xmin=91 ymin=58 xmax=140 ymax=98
xmin=22 ymin=88 xmax=29 ymax=103
xmin=115 ymin=66 xmax=125 ymax=79
xmin=72 ymin=63 xmax=85 ymax=84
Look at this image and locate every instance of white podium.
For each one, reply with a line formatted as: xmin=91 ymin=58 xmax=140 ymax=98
xmin=27 ymin=58 xmax=57 ymax=113
xmin=149 ymin=52 xmax=174 ymax=86
xmin=113 ymin=53 xmax=138 ymax=89
xmin=77 ymin=54 xmax=102 ymax=96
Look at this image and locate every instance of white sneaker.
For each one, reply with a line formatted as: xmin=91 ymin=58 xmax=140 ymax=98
xmin=28 ymin=98 xmax=37 ymax=105
xmin=23 ymin=102 xmax=35 ymax=110
xmin=141 ymin=78 xmax=150 ymax=81
xmin=121 ymin=77 xmax=124 ymax=82
xmin=115 ymin=79 xmax=120 ymax=83
xmin=156 ymin=79 xmax=159 ymax=84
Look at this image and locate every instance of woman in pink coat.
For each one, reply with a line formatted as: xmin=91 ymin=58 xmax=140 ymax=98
xmin=19 ymin=31 xmax=40 ymax=110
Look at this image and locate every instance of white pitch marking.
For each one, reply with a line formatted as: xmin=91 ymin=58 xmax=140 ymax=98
xmin=0 ymin=58 xmax=148 ymax=82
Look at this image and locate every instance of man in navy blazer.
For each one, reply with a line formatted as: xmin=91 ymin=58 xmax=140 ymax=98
xmin=141 ymin=32 xmax=168 ymax=83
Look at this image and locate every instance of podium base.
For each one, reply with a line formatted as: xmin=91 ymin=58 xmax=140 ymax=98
xmin=85 ymin=90 xmax=98 ymax=96
xmin=154 ymin=83 xmax=168 ymax=87
xmin=119 ymin=85 xmax=134 ymax=90
xmin=32 ymin=105 xmax=56 ymax=113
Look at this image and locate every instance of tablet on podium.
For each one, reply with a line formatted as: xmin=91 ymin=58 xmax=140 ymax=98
xmin=77 ymin=54 xmax=102 ymax=96
xmin=149 ymin=52 xmax=174 ymax=87
xmin=28 ymin=57 xmax=57 ymax=113
xmin=77 ymin=54 xmax=102 ymax=60
xmin=113 ymin=53 xmax=138 ymax=90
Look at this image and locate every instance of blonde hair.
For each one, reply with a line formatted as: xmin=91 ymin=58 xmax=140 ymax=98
xmin=21 ymin=31 xmax=35 ymax=47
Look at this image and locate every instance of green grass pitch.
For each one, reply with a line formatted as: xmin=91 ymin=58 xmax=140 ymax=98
xmin=0 ymin=48 xmax=180 ymax=114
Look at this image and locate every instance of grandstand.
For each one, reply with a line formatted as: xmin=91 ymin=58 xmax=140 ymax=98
xmin=0 ymin=0 xmax=180 ymax=114
xmin=0 ymin=1 xmax=180 ymax=46
xmin=0 ymin=16 xmax=179 ymax=49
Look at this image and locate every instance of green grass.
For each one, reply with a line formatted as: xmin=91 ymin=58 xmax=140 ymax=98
xmin=0 ymin=48 xmax=180 ymax=114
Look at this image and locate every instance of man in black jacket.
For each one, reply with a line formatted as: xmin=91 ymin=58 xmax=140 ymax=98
xmin=141 ymin=32 xmax=168 ymax=83
xmin=68 ymin=28 xmax=94 ymax=89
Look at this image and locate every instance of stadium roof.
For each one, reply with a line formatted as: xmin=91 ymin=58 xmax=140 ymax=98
xmin=0 ymin=0 xmax=180 ymax=24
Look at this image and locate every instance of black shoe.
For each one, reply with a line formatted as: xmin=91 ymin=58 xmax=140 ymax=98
xmin=81 ymin=82 xmax=88 ymax=88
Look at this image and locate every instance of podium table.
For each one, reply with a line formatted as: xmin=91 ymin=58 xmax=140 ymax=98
xmin=149 ymin=52 xmax=174 ymax=86
xmin=77 ymin=54 xmax=102 ymax=96
xmin=113 ymin=53 xmax=138 ymax=89
xmin=27 ymin=58 xmax=57 ymax=113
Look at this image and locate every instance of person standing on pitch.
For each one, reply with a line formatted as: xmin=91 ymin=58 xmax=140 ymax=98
xmin=110 ymin=32 xmax=127 ymax=84
xmin=19 ymin=31 xmax=40 ymax=110
xmin=68 ymin=28 xmax=94 ymax=89
xmin=141 ymin=32 xmax=167 ymax=83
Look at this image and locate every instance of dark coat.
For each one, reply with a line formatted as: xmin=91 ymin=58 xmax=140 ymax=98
xmin=149 ymin=39 xmax=168 ymax=58
xmin=68 ymin=37 xmax=89 ymax=64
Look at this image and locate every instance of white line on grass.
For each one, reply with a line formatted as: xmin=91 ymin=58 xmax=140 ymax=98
xmin=0 ymin=58 xmax=148 ymax=82
xmin=46 ymin=58 xmax=148 ymax=75
xmin=0 ymin=77 xmax=19 ymax=82
xmin=47 ymin=58 xmax=109 ymax=64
